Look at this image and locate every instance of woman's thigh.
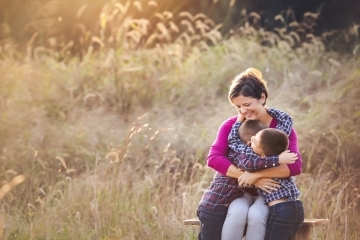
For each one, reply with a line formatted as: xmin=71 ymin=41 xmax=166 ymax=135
xmin=222 ymin=193 xmax=254 ymax=240
xmin=197 ymin=206 xmax=227 ymax=240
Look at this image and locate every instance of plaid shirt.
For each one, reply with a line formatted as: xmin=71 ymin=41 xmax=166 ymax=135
xmin=198 ymin=171 xmax=246 ymax=210
xmin=228 ymin=107 xmax=300 ymax=204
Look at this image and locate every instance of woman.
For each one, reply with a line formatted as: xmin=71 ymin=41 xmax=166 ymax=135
xmin=198 ymin=68 xmax=302 ymax=239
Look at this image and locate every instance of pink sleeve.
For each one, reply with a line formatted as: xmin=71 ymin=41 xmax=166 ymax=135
xmin=287 ymin=128 xmax=302 ymax=176
xmin=207 ymin=116 xmax=237 ymax=175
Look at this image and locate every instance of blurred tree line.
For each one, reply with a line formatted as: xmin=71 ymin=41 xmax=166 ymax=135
xmin=0 ymin=0 xmax=359 ymax=52
xmin=199 ymin=0 xmax=360 ymax=32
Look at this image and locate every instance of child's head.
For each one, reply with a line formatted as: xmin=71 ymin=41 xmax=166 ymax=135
xmin=239 ymin=119 xmax=267 ymax=144
xmin=239 ymin=120 xmax=289 ymax=156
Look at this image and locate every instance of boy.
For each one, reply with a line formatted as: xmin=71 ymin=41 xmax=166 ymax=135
xmin=228 ymin=119 xmax=304 ymax=240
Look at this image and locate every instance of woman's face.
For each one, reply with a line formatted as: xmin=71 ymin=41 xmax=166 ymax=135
xmin=231 ymin=94 xmax=266 ymax=120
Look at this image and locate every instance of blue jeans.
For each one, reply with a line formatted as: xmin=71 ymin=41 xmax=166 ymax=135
xmin=197 ymin=205 xmax=227 ymax=240
xmin=265 ymin=200 xmax=304 ymax=240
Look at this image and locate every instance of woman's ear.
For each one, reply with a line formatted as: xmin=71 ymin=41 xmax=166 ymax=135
xmin=261 ymin=93 xmax=266 ymax=105
xmin=246 ymin=141 xmax=251 ymax=146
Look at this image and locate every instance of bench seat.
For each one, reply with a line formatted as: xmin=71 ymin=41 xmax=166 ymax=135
xmin=183 ymin=217 xmax=329 ymax=240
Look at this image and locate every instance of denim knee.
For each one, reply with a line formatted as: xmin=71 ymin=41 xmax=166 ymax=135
xmin=265 ymin=200 xmax=304 ymax=240
xmin=197 ymin=205 xmax=227 ymax=240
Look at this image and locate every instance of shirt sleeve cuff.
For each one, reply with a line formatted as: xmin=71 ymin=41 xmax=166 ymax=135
xmin=219 ymin=161 xmax=233 ymax=176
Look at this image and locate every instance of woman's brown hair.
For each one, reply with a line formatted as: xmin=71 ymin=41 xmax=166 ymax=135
xmin=228 ymin=68 xmax=269 ymax=105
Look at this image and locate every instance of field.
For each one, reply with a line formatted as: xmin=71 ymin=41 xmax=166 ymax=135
xmin=1 ymin=1 xmax=360 ymax=239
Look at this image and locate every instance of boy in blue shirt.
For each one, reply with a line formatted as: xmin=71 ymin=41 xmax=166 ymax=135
xmin=228 ymin=119 xmax=304 ymax=240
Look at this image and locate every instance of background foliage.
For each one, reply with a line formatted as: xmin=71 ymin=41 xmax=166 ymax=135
xmin=1 ymin=0 xmax=359 ymax=54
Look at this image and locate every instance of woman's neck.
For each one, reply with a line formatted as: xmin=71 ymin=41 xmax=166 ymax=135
xmin=259 ymin=108 xmax=273 ymax=127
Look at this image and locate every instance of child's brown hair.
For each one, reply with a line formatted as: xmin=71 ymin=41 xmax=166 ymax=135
xmin=239 ymin=119 xmax=267 ymax=144
xmin=239 ymin=119 xmax=289 ymax=156
xmin=260 ymin=128 xmax=289 ymax=156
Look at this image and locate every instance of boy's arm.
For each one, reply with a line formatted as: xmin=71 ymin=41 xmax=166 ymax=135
xmin=230 ymin=151 xmax=279 ymax=172
xmin=267 ymin=108 xmax=302 ymax=176
xmin=230 ymin=148 xmax=296 ymax=172
xmin=228 ymin=121 xmax=244 ymax=149
xmin=228 ymin=121 xmax=280 ymax=171
xmin=267 ymin=108 xmax=293 ymax=136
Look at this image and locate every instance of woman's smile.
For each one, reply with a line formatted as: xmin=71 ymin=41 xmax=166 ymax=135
xmin=244 ymin=111 xmax=253 ymax=119
xmin=231 ymin=94 xmax=265 ymax=120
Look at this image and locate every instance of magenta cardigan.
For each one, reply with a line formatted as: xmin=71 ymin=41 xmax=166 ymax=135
xmin=207 ymin=116 xmax=302 ymax=176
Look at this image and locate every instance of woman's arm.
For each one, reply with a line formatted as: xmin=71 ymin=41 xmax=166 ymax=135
xmin=286 ymin=127 xmax=302 ymax=176
xmin=207 ymin=116 xmax=238 ymax=175
xmin=238 ymin=164 xmax=290 ymax=186
xmin=226 ymin=164 xmax=244 ymax=178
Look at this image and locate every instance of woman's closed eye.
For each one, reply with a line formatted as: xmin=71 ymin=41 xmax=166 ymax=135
xmin=235 ymin=103 xmax=250 ymax=108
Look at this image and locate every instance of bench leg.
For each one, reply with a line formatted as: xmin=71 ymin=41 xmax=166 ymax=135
xmin=292 ymin=225 xmax=312 ymax=240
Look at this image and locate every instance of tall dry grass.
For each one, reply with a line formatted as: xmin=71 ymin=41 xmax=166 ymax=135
xmin=0 ymin=4 xmax=360 ymax=240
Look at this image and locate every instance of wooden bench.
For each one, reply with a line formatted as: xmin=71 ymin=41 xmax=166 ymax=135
xmin=183 ymin=217 xmax=329 ymax=240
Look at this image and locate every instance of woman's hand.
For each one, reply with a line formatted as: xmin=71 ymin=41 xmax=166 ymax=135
xmin=253 ymin=178 xmax=280 ymax=194
xmin=238 ymin=171 xmax=261 ymax=186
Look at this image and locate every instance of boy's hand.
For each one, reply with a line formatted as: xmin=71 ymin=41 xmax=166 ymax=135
xmin=279 ymin=150 xmax=298 ymax=164
xmin=237 ymin=113 xmax=245 ymax=122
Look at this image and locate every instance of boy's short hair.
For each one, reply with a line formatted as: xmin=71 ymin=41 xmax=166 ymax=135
xmin=239 ymin=119 xmax=289 ymax=156
xmin=239 ymin=120 xmax=267 ymax=143
xmin=260 ymin=129 xmax=289 ymax=156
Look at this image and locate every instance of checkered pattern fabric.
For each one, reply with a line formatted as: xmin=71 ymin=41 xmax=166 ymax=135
xmin=258 ymin=176 xmax=300 ymax=204
xmin=198 ymin=171 xmax=246 ymax=210
xmin=227 ymin=108 xmax=300 ymax=204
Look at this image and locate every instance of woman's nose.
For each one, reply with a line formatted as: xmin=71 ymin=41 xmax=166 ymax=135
xmin=240 ymin=107 xmax=247 ymax=114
